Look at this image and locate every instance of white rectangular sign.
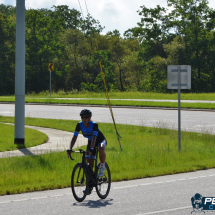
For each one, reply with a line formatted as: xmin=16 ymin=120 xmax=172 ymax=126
xmin=167 ymin=65 xmax=191 ymax=89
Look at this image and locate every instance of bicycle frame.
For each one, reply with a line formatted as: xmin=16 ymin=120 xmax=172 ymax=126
xmin=67 ymin=148 xmax=99 ymax=187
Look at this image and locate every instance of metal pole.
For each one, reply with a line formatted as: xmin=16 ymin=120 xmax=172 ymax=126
xmin=178 ymin=66 xmax=181 ymax=151
xmin=50 ymin=71 xmax=51 ymax=97
xmin=14 ymin=0 xmax=25 ymax=144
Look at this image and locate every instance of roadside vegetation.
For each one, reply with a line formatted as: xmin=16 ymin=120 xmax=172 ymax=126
xmin=0 ymin=116 xmax=215 ymax=195
xmin=0 ymin=123 xmax=48 ymax=151
xmin=2 ymin=91 xmax=215 ymax=100
xmin=1 ymin=1 xmax=215 ymax=95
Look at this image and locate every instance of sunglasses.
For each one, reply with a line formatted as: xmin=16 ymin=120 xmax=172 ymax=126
xmin=81 ymin=116 xmax=89 ymax=119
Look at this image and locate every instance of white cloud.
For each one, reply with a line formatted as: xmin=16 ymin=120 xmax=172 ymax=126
xmin=2 ymin=0 xmax=215 ymax=35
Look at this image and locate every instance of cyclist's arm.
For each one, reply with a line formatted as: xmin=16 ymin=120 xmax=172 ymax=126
xmin=88 ymin=135 xmax=97 ymax=155
xmin=70 ymin=135 xmax=77 ymax=149
xmin=89 ymin=123 xmax=99 ymax=154
xmin=90 ymin=135 xmax=97 ymax=148
xmin=69 ymin=123 xmax=81 ymax=150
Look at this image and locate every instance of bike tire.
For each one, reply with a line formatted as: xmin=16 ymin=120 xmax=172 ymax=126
xmin=95 ymin=162 xmax=111 ymax=199
xmin=71 ymin=163 xmax=88 ymax=202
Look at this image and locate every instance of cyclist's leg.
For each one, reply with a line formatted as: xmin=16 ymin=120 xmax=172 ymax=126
xmin=98 ymin=139 xmax=107 ymax=177
xmin=98 ymin=139 xmax=107 ymax=163
xmin=87 ymin=140 xmax=94 ymax=168
xmin=86 ymin=140 xmax=95 ymax=191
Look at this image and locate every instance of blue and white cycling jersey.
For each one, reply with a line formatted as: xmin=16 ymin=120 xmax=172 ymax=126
xmin=74 ymin=121 xmax=105 ymax=142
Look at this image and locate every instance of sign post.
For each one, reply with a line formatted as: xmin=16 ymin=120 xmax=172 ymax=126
xmin=167 ymin=65 xmax=191 ymax=151
xmin=49 ymin=63 xmax=54 ymax=97
xmin=178 ymin=66 xmax=181 ymax=150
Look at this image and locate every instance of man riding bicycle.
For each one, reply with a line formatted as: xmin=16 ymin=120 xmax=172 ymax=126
xmin=68 ymin=109 xmax=107 ymax=177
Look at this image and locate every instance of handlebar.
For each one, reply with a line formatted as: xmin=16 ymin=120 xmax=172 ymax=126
xmin=67 ymin=149 xmax=96 ymax=160
xmin=67 ymin=149 xmax=74 ymax=160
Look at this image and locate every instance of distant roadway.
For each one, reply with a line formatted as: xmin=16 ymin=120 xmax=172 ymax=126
xmin=0 ymin=103 xmax=215 ymax=134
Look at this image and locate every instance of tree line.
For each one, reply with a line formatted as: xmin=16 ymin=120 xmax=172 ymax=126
xmin=1 ymin=0 xmax=215 ymax=95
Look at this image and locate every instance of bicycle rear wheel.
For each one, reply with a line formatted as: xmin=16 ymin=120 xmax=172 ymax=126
xmin=95 ymin=162 xmax=111 ymax=199
xmin=71 ymin=163 xmax=88 ymax=202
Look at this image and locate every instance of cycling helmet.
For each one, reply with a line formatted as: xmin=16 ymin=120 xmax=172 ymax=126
xmin=80 ymin=109 xmax=92 ymax=117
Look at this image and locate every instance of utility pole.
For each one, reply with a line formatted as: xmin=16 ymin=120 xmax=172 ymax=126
xmin=14 ymin=0 xmax=25 ymax=144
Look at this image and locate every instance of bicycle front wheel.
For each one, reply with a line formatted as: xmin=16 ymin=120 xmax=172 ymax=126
xmin=96 ymin=162 xmax=111 ymax=199
xmin=71 ymin=163 xmax=88 ymax=202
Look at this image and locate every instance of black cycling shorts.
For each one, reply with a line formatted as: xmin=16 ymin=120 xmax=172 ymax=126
xmin=87 ymin=139 xmax=107 ymax=156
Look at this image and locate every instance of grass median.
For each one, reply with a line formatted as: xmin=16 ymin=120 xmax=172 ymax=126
xmin=22 ymin=91 xmax=215 ymax=100
xmin=0 ymin=123 xmax=48 ymax=152
xmin=0 ymin=116 xmax=215 ymax=195
xmin=1 ymin=97 xmax=215 ymax=109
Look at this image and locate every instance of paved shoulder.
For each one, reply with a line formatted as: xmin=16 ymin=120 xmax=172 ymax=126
xmin=0 ymin=125 xmax=87 ymax=158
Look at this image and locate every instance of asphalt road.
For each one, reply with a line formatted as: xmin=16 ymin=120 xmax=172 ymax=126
xmin=1 ymin=103 xmax=215 ymax=215
xmin=1 ymin=103 xmax=215 ymax=134
xmin=1 ymin=168 xmax=215 ymax=215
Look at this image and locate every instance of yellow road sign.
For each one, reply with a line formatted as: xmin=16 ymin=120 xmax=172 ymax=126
xmin=49 ymin=63 xmax=54 ymax=72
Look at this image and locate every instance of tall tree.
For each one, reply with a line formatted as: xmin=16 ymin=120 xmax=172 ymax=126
xmin=0 ymin=4 xmax=16 ymax=16
xmin=108 ymin=33 xmax=140 ymax=91
xmin=58 ymin=28 xmax=89 ymax=91
xmin=167 ymin=0 xmax=215 ymax=91
xmin=88 ymin=50 xmax=116 ymax=92
xmin=0 ymin=14 xmax=15 ymax=95
xmin=51 ymin=5 xmax=83 ymax=30
xmin=124 ymin=5 xmax=170 ymax=61
xmin=25 ymin=9 xmax=64 ymax=93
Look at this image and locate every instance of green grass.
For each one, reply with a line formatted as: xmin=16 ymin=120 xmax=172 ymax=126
xmin=0 ymin=97 xmax=215 ymax=109
xmin=0 ymin=116 xmax=215 ymax=195
xmin=2 ymin=91 xmax=215 ymax=100
xmin=23 ymin=90 xmax=215 ymax=100
xmin=26 ymin=99 xmax=215 ymax=109
xmin=1 ymin=92 xmax=215 ymax=109
xmin=0 ymin=123 xmax=48 ymax=152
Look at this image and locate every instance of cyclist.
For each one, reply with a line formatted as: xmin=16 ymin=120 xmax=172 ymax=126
xmin=68 ymin=109 xmax=107 ymax=177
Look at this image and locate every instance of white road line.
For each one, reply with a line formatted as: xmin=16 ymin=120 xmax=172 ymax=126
xmin=137 ymin=206 xmax=191 ymax=214
xmin=188 ymin=177 xmax=198 ymax=179
xmin=10 ymin=199 xmax=28 ymax=202
xmin=113 ymin=175 xmax=211 ymax=191
xmin=113 ymin=183 xmax=153 ymax=190
xmin=0 ymin=201 xmax=12 ymax=204
xmin=0 ymin=194 xmax=72 ymax=204
xmin=48 ymin=195 xmax=63 ymax=198
xmin=30 ymin=197 xmax=48 ymax=200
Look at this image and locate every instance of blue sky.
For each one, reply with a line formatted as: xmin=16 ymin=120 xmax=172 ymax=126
xmin=1 ymin=0 xmax=215 ymax=35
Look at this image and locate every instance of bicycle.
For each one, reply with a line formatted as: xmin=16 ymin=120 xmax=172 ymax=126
xmin=67 ymin=148 xmax=111 ymax=202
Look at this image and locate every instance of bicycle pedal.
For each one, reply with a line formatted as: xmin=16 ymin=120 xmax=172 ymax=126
xmin=83 ymin=189 xmax=92 ymax=195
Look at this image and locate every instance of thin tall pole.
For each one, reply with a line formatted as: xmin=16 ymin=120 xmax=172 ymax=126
xmin=99 ymin=62 xmax=123 ymax=151
xmin=178 ymin=66 xmax=181 ymax=151
xmin=14 ymin=0 xmax=25 ymax=144
xmin=50 ymin=71 xmax=51 ymax=97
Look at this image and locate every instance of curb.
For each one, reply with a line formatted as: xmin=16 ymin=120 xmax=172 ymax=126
xmin=0 ymin=101 xmax=215 ymax=112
